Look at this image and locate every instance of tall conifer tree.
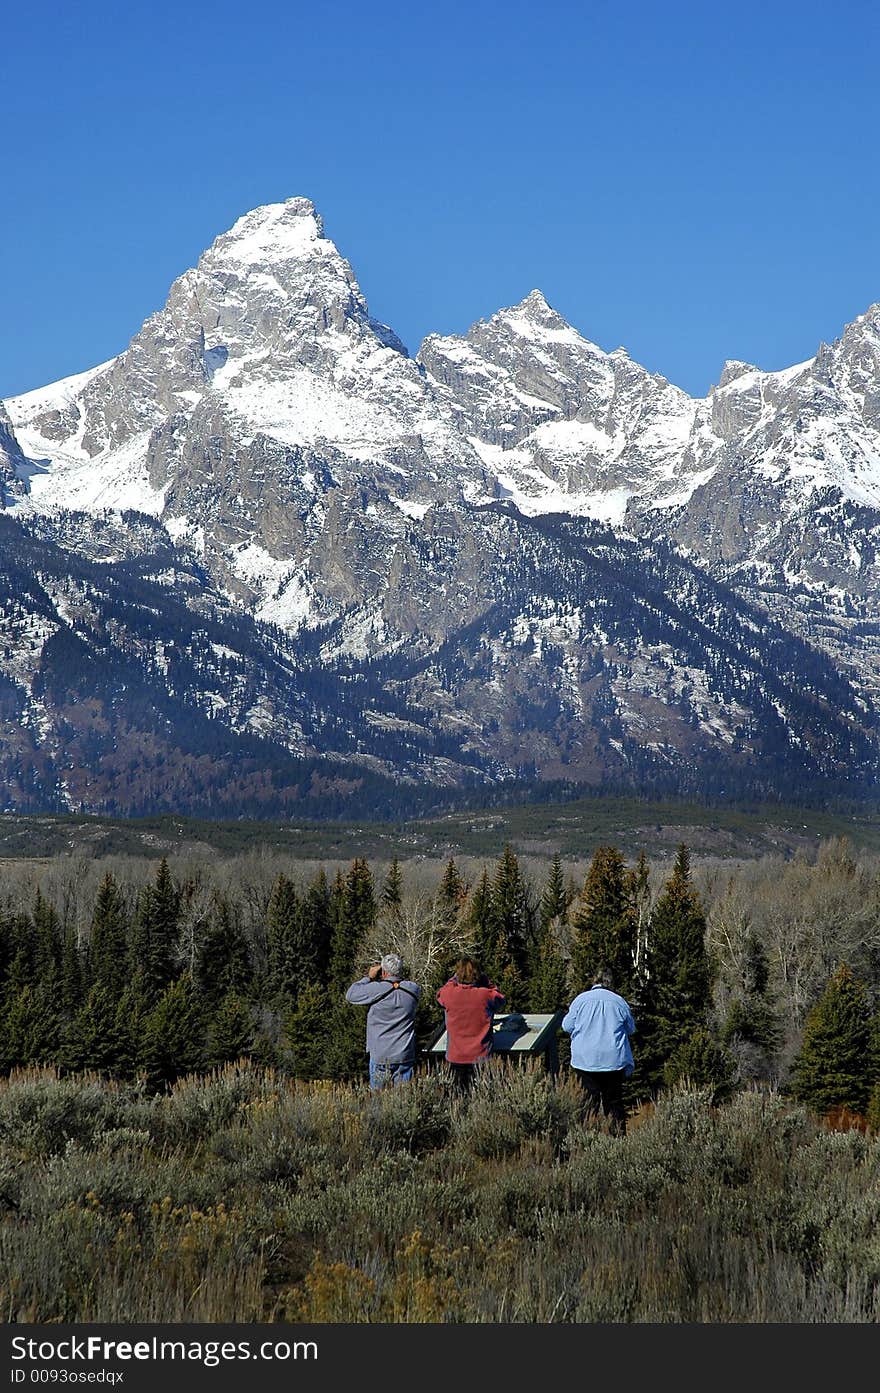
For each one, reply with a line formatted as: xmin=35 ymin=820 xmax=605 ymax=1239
xmin=465 ymin=869 xmax=494 ymax=967
xmin=88 ymin=873 xmax=129 ymax=994
xmin=32 ymin=891 xmax=61 ymax=986
xmin=638 ymin=845 xmax=712 ymax=1087
xmin=528 ymin=924 xmax=569 ymax=1012
xmin=721 ymin=929 xmax=781 ymax=1076
xmin=266 ymin=874 xmax=302 ymax=1001
xmin=139 ymin=974 xmax=205 ymax=1091
xmin=570 ymin=846 xmax=637 ymax=997
xmin=194 ymin=896 xmax=253 ymax=1010
xmin=285 ymin=984 xmax=332 ymax=1081
xmin=540 ymin=853 xmax=567 ymax=933
xmin=129 ymin=858 xmax=181 ymax=1001
xmin=476 ymin=846 xmax=532 ymax=1006
xmin=4 ymin=914 xmax=36 ymax=995
xmin=0 ymin=984 xmax=61 ymax=1070
xmin=438 ymin=858 xmax=465 ymax=926
xmin=382 ymin=858 xmax=403 ymax=914
xmin=301 ymin=869 xmax=334 ymax=983
xmin=59 ymin=922 xmax=85 ymax=1016
xmin=328 ymin=859 xmax=376 ymax=989
xmin=63 ymin=983 xmax=135 ymax=1077
xmin=206 ymin=991 xmax=253 ymax=1067
xmin=790 ymin=964 xmax=873 ymax=1114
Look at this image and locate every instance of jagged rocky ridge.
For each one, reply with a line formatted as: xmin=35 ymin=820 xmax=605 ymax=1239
xmin=2 ymin=198 xmax=879 ymax=814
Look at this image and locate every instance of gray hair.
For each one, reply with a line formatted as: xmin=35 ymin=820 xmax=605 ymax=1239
xmin=593 ymin=968 xmax=615 ymax=990
xmin=381 ymin=952 xmax=404 ymax=978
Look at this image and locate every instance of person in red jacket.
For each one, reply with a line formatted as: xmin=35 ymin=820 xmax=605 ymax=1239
xmin=436 ymin=957 xmax=506 ymax=1090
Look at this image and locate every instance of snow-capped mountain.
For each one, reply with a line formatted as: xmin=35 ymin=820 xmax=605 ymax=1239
xmin=419 ymin=289 xmax=700 ymax=523
xmin=1 ymin=197 xmax=878 ymax=815
xmin=641 ymin=306 xmax=880 ymax=698
xmin=4 ymin=199 xmax=492 ymax=634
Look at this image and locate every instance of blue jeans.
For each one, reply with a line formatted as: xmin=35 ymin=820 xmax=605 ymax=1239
xmin=369 ymin=1058 xmax=414 ymax=1090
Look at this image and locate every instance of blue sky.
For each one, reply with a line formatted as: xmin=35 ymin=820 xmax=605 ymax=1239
xmin=2 ymin=0 xmax=878 ymax=399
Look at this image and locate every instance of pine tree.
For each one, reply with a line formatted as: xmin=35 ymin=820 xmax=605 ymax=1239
xmin=437 ymin=857 xmax=465 ymax=926
xmin=194 ymin=896 xmax=253 ymax=1011
xmin=301 ymin=869 xmax=334 ymax=982
xmin=3 ymin=914 xmax=36 ymax=995
xmin=663 ymin=1026 xmax=736 ymax=1104
xmin=250 ymin=1032 xmax=280 ymax=1070
xmin=284 ymin=983 xmax=331 ymax=1081
xmin=206 ymin=991 xmax=253 ymax=1067
xmin=0 ymin=984 xmax=62 ymax=1070
xmin=790 ymin=964 xmax=873 ymax=1115
xmin=867 ymin=1081 xmax=880 ymax=1136
xmin=326 ymin=995 xmax=370 ymax=1082
xmin=0 ymin=910 xmax=13 ymax=995
xmin=528 ymin=923 xmax=568 ymax=1012
xmin=129 ymin=859 xmax=181 ymax=1003
xmin=468 ymin=846 xmax=532 ymax=1008
xmin=464 ymin=868 xmax=493 ymax=957
xmin=570 ymin=846 xmax=637 ymax=997
xmin=265 ymin=869 xmax=328 ymax=1002
xmin=88 ymin=873 xmax=129 ymax=994
xmin=63 ymin=983 xmax=136 ymax=1077
xmin=638 ymin=845 xmax=712 ymax=1089
xmin=151 ymin=858 xmax=181 ymax=982
xmin=467 ymin=867 xmax=507 ymax=1002
xmin=115 ymin=980 xmax=147 ymax=1078
xmin=539 ymin=852 xmax=567 ymax=933
xmin=32 ymin=891 xmax=61 ymax=986
xmin=492 ymin=846 xmax=533 ymax=966
xmin=382 ymin=858 xmax=403 ymax=914
xmin=128 ymin=887 xmax=154 ymax=1003
xmin=328 ymin=859 xmax=376 ymax=989
xmin=867 ymin=1016 xmax=880 ymax=1133
xmin=59 ymin=923 xmax=85 ymax=1016
xmin=265 ymin=874 xmax=303 ymax=1002
xmin=871 ymin=1011 xmax=880 ymax=1090
xmin=139 ymin=975 xmax=205 ymax=1091
xmin=329 ymin=868 xmax=346 ymax=937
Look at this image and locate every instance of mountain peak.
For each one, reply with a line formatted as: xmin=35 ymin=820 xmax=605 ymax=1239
xmin=718 ymin=359 xmax=757 ymax=388
xmin=520 ymin=288 xmax=553 ymax=315
xmin=840 ymin=300 xmax=880 ymax=345
xmin=493 ymin=289 xmax=587 ymax=344
xmin=507 ymin=289 xmax=571 ymax=328
xmin=206 ymin=196 xmax=329 ymax=270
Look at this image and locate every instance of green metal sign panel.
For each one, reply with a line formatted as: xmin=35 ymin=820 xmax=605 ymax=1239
xmin=429 ymin=1011 xmax=563 ymax=1055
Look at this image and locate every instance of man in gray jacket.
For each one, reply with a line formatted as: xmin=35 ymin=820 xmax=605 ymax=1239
xmin=345 ymin=953 xmax=421 ymax=1089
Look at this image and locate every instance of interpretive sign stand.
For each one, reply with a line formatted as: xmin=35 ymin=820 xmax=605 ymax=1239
xmin=427 ymin=1011 xmax=564 ymax=1073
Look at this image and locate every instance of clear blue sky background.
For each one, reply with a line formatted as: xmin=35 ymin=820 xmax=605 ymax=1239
xmin=2 ymin=0 xmax=878 ymax=399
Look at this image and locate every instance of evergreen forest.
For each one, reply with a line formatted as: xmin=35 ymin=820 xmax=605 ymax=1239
xmin=1 ymin=838 xmax=879 ymax=1322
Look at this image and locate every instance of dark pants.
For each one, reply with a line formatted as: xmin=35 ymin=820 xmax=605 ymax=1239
xmin=448 ymin=1061 xmax=477 ymax=1092
xmin=574 ymin=1068 xmax=627 ymax=1135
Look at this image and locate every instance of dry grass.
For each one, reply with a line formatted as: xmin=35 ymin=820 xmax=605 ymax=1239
xmin=0 ymin=1062 xmax=877 ymax=1323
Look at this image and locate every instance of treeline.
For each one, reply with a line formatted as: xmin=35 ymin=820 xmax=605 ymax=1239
xmin=1 ymin=844 xmax=879 ymax=1121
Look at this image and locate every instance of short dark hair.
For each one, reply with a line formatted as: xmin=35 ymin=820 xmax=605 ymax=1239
xmin=593 ymin=967 xmax=615 ymax=990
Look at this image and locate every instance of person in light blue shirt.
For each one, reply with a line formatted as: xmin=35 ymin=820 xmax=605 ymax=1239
xmin=562 ymin=968 xmax=636 ymax=1135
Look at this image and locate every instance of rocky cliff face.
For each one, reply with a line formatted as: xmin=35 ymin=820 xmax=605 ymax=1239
xmin=635 ymin=305 xmax=880 ymax=694
xmin=419 ymin=289 xmax=699 ymax=522
xmin=2 ymin=199 xmax=879 ymax=814
xmin=0 ymin=402 xmax=27 ymax=508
